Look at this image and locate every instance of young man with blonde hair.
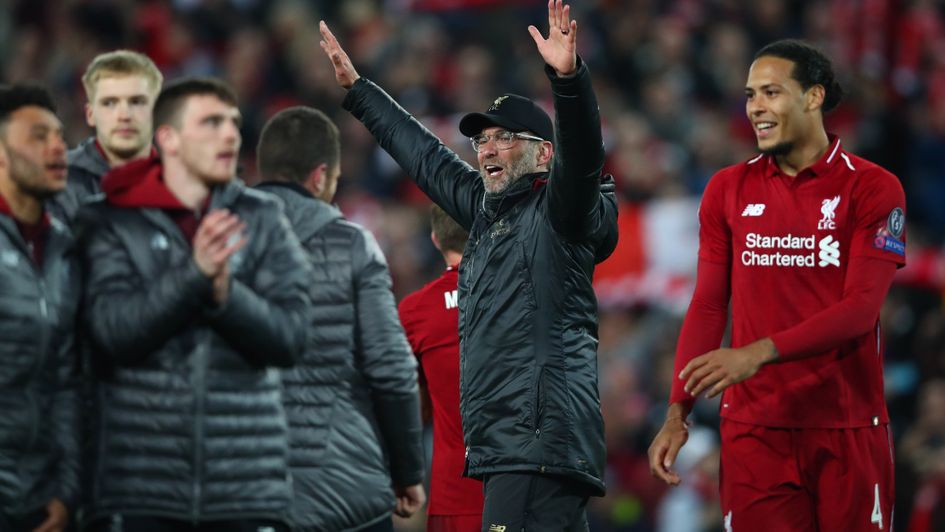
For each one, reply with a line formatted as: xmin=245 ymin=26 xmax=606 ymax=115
xmin=51 ymin=49 xmax=162 ymax=224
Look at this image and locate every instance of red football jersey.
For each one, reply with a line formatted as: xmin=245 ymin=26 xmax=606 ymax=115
xmin=695 ymin=137 xmax=906 ymax=428
xmin=398 ymin=266 xmax=484 ymax=517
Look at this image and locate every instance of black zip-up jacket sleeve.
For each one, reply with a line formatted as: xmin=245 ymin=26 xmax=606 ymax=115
xmin=544 ymin=58 xmax=613 ymax=246
xmin=343 ymin=79 xmax=483 ymax=231
xmin=52 ymin=334 xmax=79 ymax=510
xmin=204 ymin=210 xmax=312 ymax=368
xmin=352 ymin=228 xmax=424 ymax=487
xmin=83 ymin=217 xmax=213 ymax=363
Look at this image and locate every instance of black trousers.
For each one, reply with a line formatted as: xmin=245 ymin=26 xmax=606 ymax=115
xmin=0 ymin=509 xmax=49 ymax=531
xmin=356 ymin=517 xmax=394 ymax=531
xmin=480 ymin=472 xmax=591 ymax=532
xmin=84 ymin=515 xmax=289 ymax=532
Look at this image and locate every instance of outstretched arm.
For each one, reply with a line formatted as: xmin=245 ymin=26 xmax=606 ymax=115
xmin=531 ymin=1 xmax=610 ymax=243
xmin=318 ymin=21 xmax=482 ymax=229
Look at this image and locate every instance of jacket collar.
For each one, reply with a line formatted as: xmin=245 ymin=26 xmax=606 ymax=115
xmin=67 ymin=136 xmax=110 ymax=179
xmin=101 ymin=155 xmax=188 ymax=210
xmin=482 ymin=171 xmax=547 ymax=220
xmin=256 ymin=181 xmax=342 ymax=243
xmin=101 ymin=154 xmax=246 ymax=212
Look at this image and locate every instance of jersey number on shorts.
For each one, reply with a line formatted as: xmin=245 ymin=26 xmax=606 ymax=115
xmin=871 ymin=483 xmax=883 ymax=529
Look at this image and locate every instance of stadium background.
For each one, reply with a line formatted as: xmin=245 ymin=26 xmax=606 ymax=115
xmin=3 ymin=0 xmax=945 ymax=529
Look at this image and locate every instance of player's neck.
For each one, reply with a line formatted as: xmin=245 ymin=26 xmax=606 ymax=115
xmin=775 ymin=128 xmax=830 ymax=177
xmin=105 ymin=145 xmax=152 ymax=169
xmin=162 ymin=158 xmax=211 ymax=211
xmin=443 ymin=250 xmax=463 ymax=269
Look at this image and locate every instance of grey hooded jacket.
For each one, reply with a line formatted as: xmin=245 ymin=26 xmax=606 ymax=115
xmin=0 ymin=215 xmax=80 ymax=518
xmin=49 ymin=137 xmax=109 ymax=225
xmin=257 ymin=182 xmax=423 ymax=532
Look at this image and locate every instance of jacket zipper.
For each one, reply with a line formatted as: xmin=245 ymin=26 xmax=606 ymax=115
xmin=531 ymin=366 xmax=544 ymax=435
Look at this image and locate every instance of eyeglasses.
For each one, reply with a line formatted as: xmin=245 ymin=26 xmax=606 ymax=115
xmin=470 ymin=130 xmax=544 ymax=152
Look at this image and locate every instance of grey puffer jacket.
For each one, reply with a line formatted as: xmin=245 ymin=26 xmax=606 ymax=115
xmin=0 ymin=215 xmax=80 ymax=517
xmin=344 ymin=58 xmax=617 ymax=495
xmin=257 ymin=182 xmax=423 ymax=532
xmin=77 ymin=162 xmax=312 ymax=525
xmin=49 ymin=137 xmax=108 ymax=225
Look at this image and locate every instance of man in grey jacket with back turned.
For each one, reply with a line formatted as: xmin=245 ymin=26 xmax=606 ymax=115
xmin=256 ymin=106 xmax=425 ymax=532
xmin=319 ymin=1 xmax=618 ymax=530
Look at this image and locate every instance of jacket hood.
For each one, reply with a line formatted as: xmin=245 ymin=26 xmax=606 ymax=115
xmin=67 ymin=137 xmax=110 ymax=179
xmin=101 ymin=155 xmax=187 ymax=210
xmin=256 ymin=182 xmax=342 ymax=242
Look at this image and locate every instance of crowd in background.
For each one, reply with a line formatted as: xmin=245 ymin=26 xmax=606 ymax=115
xmin=3 ymin=0 xmax=945 ymax=530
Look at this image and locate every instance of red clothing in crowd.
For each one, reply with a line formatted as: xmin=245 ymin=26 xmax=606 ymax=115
xmin=398 ymin=266 xmax=484 ymax=523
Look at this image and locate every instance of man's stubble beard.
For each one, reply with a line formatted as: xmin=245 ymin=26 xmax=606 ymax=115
xmin=480 ymin=145 xmax=539 ymax=195
xmin=7 ymin=146 xmax=59 ymax=200
xmin=760 ymin=141 xmax=794 ymax=157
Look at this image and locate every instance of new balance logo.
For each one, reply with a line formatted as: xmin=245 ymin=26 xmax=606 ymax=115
xmin=818 ymin=195 xmax=840 ymax=230
xmin=741 ymin=204 xmax=766 ymax=217
xmin=444 ymin=289 xmax=458 ymax=309
xmin=818 ymin=235 xmax=840 ymax=267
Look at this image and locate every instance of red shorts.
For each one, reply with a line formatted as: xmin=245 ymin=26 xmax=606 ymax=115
xmin=426 ymin=514 xmax=482 ymax=532
xmin=719 ymin=418 xmax=894 ymax=531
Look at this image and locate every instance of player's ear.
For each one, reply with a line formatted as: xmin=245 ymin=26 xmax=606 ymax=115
xmin=305 ymin=163 xmax=328 ymax=196
xmin=537 ymin=141 xmax=553 ymax=168
xmin=806 ymin=84 xmax=825 ymax=112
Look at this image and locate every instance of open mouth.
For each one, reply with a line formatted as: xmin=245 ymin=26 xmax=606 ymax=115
xmin=46 ymin=162 xmax=67 ymax=177
xmin=484 ymin=164 xmax=504 ymax=178
xmin=755 ymin=121 xmax=777 ymax=139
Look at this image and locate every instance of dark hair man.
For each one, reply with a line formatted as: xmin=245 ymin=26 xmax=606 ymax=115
xmin=0 ymin=84 xmax=78 ymax=532
xmin=648 ymin=39 xmax=906 ymax=531
xmin=398 ymin=205 xmax=484 ymax=532
xmin=78 ymin=77 xmax=312 ymax=532
xmin=255 ymin=106 xmax=426 ymax=532
xmin=49 ymin=50 xmax=162 ymax=224
xmin=319 ymin=1 xmax=618 ymax=529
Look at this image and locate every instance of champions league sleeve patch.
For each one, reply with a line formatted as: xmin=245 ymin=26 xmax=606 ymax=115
xmin=887 ymin=207 xmax=905 ymax=238
xmin=874 ymin=235 xmax=905 ymax=256
xmin=873 ymin=208 xmax=906 ymax=256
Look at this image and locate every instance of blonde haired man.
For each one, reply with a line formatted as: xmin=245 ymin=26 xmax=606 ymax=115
xmin=50 ymin=49 xmax=162 ymax=224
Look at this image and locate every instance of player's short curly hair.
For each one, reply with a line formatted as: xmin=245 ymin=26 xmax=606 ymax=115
xmin=755 ymin=39 xmax=844 ymax=113
xmin=0 ymin=84 xmax=57 ymax=134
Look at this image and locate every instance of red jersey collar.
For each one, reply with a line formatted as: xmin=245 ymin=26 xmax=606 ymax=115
xmin=763 ymin=134 xmax=843 ymax=179
xmin=0 ymin=189 xmax=51 ymax=230
xmin=101 ymin=155 xmax=189 ymax=210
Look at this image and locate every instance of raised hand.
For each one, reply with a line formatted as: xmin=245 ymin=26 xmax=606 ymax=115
xmin=319 ymin=20 xmax=361 ymax=89
xmin=527 ymin=0 xmax=577 ymax=77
